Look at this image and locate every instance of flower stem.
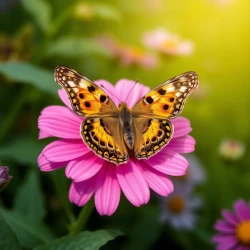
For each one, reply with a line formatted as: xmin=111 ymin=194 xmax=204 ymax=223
xmin=69 ymin=199 xmax=95 ymax=235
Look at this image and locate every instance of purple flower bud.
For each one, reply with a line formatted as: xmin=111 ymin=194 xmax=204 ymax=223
xmin=0 ymin=166 xmax=12 ymax=192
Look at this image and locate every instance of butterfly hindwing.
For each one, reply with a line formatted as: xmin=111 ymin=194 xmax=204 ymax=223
xmin=133 ymin=118 xmax=173 ymax=159
xmin=132 ymin=71 xmax=198 ymax=119
xmin=55 ymin=66 xmax=117 ymax=117
xmin=81 ymin=117 xmax=128 ymax=164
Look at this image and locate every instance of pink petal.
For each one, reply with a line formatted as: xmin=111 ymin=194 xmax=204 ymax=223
xmin=212 ymin=235 xmax=238 ymax=250
xmin=222 ymin=210 xmax=239 ymax=226
xmin=42 ymin=139 xmax=89 ymax=162
xmin=214 ymin=220 xmax=235 ymax=233
xmin=69 ymin=177 xmax=96 ymax=206
xmin=95 ymin=162 xmax=121 ymax=216
xmin=140 ymin=161 xmax=173 ymax=196
xmin=114 ymin=79 xmax=150 ymax=108
xmin=172 ymin=117 xmax=192 ymax=138
xmin=144 ymin=150 xmax=189 ymax=176
xmin=38 ymin=130 xmax=52 ymax=139
xmin=234 ymin=199 xmax=250 ymax=220
xmin=38 ymin=106 xmax=82 ymax=139
xmin=117 ymin=160 xmax=150 ymax=207
xmin=167 ymin=135 xmax=195 ymax=153
xmin=66 ymin=152 xmax=104 ymax=182
xmin=58 ymin=88 xmax=72 ymax=109
xmin=38 ymin=152 xmax=66 ymax=172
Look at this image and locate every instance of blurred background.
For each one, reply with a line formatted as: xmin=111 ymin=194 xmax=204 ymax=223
xmin=0 ymin=0 xmax=249 ymax=249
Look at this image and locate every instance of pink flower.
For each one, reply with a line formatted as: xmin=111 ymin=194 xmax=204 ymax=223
xmin=143 ymin=28 xmax=194 ymax=56
xmin=38 ymin=79 xmax=195 ymax=215
xmin=0 ymin=166 xmax=12 ymax=192
xmin=212 ymin=199 xmax=250 ymax=250
xmin=95 ymin=35 xmax=159 ymax=69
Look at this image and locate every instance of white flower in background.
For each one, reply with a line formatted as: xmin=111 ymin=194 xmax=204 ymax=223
xmin=174 ymin=154 xmax=206 ymax=186
xmin=143 ymin=28 xmax=194 ymax=56
xmin=160 ymin=182 xmax=203 ymax=230
xmin=219 ymin=139 xmax=245 ymax=162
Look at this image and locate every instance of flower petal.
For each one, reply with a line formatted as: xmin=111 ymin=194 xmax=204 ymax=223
xmin=117 ymin=159 xmax=150 ymax=207
xmin=38 ymin=130 xmax=52 ymax=139
xmin=115 ymin=79 xmax=150 ymax=108
xmin=95 ymin=162 xmax=121 ymax=216
xmin=222 ymin=210 xmax=239 ymax=226
xmin=234 ymin=199 xmax=250 ymax=221
xmin=214 ymin=220 xmax=235 ymax=233
xmin=66 ymin=152 xmax=104 ymax=182
xmin=167 ymin=135 xmax=195 ymax=153
xmin=145 ymin=150 xmax=189 ymax=176
xmin=172 ymin=117 xmax=192 ymax=138
xmin=38 ymin=152 xmax=67 ymax=172
xmin=140 ymin=161 xmax=173 ymax=196
xmin=69 ymin=177 xmax=96 ymax=206
xmin=58 ymin=88 xmax=72 ymax=109
xmin=42 ymin=139 xmax=89 ymax=162
xmin=38 ymin=106 xmax=82 ymax=139
xmin=212 ymin=235 xmax=238 ymax=250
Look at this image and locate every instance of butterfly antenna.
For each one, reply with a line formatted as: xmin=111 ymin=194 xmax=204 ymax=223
xmin=125 ymin=80 xmax=139 ymax=103
xmin=100 ymin=84 xmax=122 ymax=103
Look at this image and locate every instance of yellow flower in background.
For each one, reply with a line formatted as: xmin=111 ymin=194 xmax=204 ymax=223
xmin=74 ymin=2 xmax=95 ymax=21
xmin=219 ymin=139 xmax=245 ymax=162
xmin=143 ymin=28 xmax=194 ymax=56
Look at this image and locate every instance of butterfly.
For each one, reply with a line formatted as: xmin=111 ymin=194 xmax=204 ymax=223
xmin=55 ymin=66 xmax=198 ymax=165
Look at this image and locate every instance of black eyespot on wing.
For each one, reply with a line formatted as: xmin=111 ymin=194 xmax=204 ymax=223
xmin=85 ymin=102 xmax=90 ymax=108
xmin=158 ymin=89 xmax=166 ymax=95
xmin=88 ymin=85 xmax=96 ymax=92
xmin=100 ymin=95 xmax=107 ymax=103
xmin=163 ymin=104 xmax=169 ymax=110
xmin=146 ymin=96 xmax=153 ymax=104
xmin=79 ymin=93 xmax=84 ymax=99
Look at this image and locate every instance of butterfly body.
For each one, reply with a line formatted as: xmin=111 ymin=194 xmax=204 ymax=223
xmin=55 ymin=66 xmax=198 ymax=165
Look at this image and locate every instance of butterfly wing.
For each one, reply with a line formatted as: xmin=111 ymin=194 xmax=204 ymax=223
xmin=81 ymin=117 xmax=128 ymax=164
xmin=132 ymin=71 xmax=198 ymax=159
xmin=55 ymin=66 xmax=118 ymax=116
xmin=55 ymin=66 xmax=128 ymax=164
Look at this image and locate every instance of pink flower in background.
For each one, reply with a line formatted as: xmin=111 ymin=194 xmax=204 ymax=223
xmin=0 ymin=166 xmax=12 ymax=192
xmin=143 ymin=28 xmax=194 ymax=56
xmin=38 ymin=80 xmax=195 ymax=215
xmin=160 ymin=182 xmax=202 ymax=230
xmin=212 ymin=199 xmax=250 ymax=250
xmin=96 ymin=35 xmax=158 ymax=68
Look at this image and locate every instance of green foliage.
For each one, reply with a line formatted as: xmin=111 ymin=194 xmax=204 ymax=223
xmin=34 ymin=230 xmax=123 ymax=250
xmin=0 ymin=170 xmax=53 ymax=248
xmin=0 ymin=211 xmax=21 ymax=250
xmin=20 ymin=0 xmax=52 ymax=33
xmin=0 ymin=138 xmax=46 ymax=165
xmin=45 ymin=37 xmax=111 ymax=58
xmin=0 ymin=62 xmax=58 ymax=95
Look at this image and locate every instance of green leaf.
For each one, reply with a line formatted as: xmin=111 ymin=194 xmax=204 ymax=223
xmin=0 ymin=62 xmax=58 ymax=95
xmin=45 ymin=37 xmax=111 ymax=58
xmin=0 ymin=137 xmax=46 ymax=165
xmin=0 ymin=209 xmax=51 ymax=249
xmin=14 ymin=170 xmax=45 ymax=224
xmin=20 ymin=0 xmax=52 ymax=32
xmin=93 ymin=3 xmax=121 ymax=21
xmin=0 ymin=211 xmax=22 ymax=250
xmin=34 ymin=229 xmax=123 ymax=250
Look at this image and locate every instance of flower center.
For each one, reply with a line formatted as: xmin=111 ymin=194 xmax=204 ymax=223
xmin=168 ymin=195 xmax=185 ymax=214
xmin=236 ymin=220 xmax=250 ymax=245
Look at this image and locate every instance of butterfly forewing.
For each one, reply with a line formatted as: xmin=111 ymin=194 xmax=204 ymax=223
xmin=55 ymin=66 xmax=117 ymax=117
xmin=132 ymin=71 xmax=198 ymax=119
